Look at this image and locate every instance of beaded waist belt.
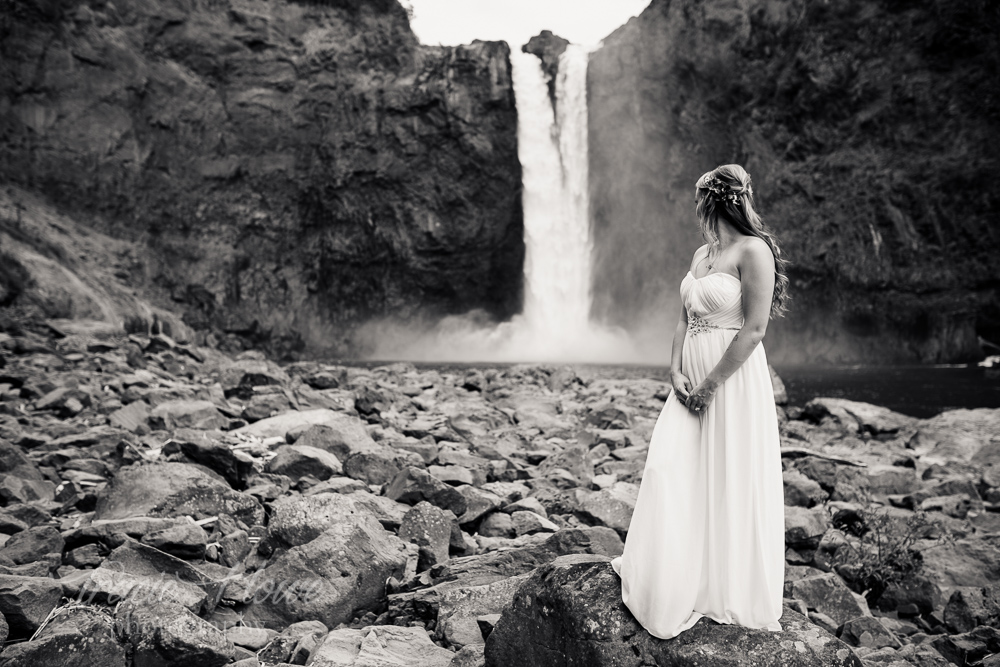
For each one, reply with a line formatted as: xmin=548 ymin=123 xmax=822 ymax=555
xmin=688 ymin=314 xmax=741 ymax=335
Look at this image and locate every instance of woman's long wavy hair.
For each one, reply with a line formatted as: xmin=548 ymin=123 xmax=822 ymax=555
xmin=695 ymin=164 xmax=790 ymax=318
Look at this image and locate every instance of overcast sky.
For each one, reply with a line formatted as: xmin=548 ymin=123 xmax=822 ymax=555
xmin=406 ymin=0 xmax=652 ymax=49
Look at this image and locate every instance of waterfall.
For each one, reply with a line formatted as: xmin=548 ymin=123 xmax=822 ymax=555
xmin=515 ymin=45 xmax=593 ymax=344
xmin=367 ymin=45 xmax=638 ymax=363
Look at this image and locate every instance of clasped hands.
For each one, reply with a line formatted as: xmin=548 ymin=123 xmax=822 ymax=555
xmin=670 ymin=370 xmax=718 ymax=415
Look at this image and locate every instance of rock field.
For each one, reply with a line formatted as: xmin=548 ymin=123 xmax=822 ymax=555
xmin=0 ymin=320 xmax=998 ymax=666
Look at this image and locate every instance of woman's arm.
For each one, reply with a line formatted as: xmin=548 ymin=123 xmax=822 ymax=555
xmin=684 ymin=239 xmax=775 ymax=410
xmin=671 ymin=245 xmax=709 ymax=403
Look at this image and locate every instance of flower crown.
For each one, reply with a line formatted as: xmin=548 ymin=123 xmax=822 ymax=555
xmin=702 ymin=176 xmax=751 ymax=205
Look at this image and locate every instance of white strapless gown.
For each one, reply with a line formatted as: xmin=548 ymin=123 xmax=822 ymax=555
xmin=610 ymin=270 xmax=785 ymax=639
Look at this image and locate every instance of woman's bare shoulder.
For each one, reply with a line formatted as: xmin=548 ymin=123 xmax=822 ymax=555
xmin=689 ymin=244 xmax=710 ymax=270
xmin=736 ymin=236 xmax=775 ymax=270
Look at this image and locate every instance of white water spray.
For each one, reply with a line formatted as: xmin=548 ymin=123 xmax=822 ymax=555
xmin=367 ymin=45 xmax=639 ymax=363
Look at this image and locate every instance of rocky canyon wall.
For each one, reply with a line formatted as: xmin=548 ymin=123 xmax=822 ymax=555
xmin=1 ymin=0 xmax=523 ymax=357
xmin=588 ymin=0 xmax=1000 ymax=364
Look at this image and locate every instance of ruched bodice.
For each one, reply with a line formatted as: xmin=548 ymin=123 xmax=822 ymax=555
xmin=680 ymin=271 xmax=744 ymax=330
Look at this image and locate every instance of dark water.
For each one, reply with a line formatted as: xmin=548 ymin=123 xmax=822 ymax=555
xmin=345 ymin=360 xmax=999 ymax=419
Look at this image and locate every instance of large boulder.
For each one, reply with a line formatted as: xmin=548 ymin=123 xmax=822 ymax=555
xmin=161 ymin=429 xmax=254 ymax=488
xmin=265 ymin=444 xmax=343 ymax=482
xmin=384 ymin=467 xmax=468 ymax=517
xmin=94 ymin=462 xmax=264 ymax=526
xmin=148 ymin=400 xmax=228 ymax=431
xmin=297 ymin=421 xmax=425 ymax=485
xmin=573 ymin=482 xmax=638 ymax=538
xmin=436 ymin=574 xmax=529 ymax=649
xmin=484 ymin=554 xmax=863 ymax=666
xmin=242 ymin=514 xmax=408 ymax=629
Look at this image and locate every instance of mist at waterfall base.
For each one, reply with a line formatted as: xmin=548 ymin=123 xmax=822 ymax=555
xmin=362 ymin=47 xmax=663 ymax=365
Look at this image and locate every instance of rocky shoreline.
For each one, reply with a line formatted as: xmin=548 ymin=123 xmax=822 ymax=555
xmin=0 ymin=320 xmax=997 ymax=666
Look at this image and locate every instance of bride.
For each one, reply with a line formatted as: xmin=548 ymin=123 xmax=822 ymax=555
xmin=611 ymin=163 xmax=790 ymax=639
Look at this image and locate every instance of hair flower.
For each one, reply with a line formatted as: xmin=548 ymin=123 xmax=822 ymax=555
xmin=704 ymin=176 xmax=740 ymax=204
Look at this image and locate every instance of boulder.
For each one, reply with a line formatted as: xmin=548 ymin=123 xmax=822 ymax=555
xmin=265 ymin=444 xmax=343 ymax=482
xmin=484 ymin=554 xmax=862 ymax=666
xmin=929 ymin=625 xmax=1000 ymax=667
xmin=0 ymin=575 xmax=63 ymax=639
xmin=918 ymin=538 xmax=1000 ymax=589
xmin=148 ymin=400 xmax=228 ymax=431
xmin=232 ymin=408 xmax=345 ymax=440
xmin=510 ymin=510 xmax=559 ymax=536
xmin=94 ymin=462 xmax=264 ymax=526
xmin=242 ymin=515 xmax=408 ymax=629
xmin=62 ymin=516 xmax=190 ymax=551
xmin=784 ymin=469 xmax=829 ymax=507
xmin=786 ymin=573 xmax=870 ymax=626
xmin=803 ymin=398 xmax=915 ymax=437
xmin=836 ymin=615 xmax=902 ymax=649
xmin=399 ymin=501 xmax=462 ymax=571
xmin=0 ymin=525 xmax=64 ymax=565
xmin=573 ymin=482 xmax=638 ymax=539
xmin=0 ymin=605 xmax=126 ymax=666
xmin=437 ymin=574 xmax=529 ymax=649
xmin=456 ymin=486 xmax=503 ymax=525
xmin=477 ymin=512 xmax=515 ymax=538
xmin=384 ymin=467 xmax=468 ymax=517
xmin=266 ymin=492 xmax=387 ymax=548
xmin=784 ymin=505 xmax=830 ymax=550
xmin=309 ymin=625 xmax=454 ymax=667
xmin=77 ymin=539 xmax=220 ymax=614
xmin=944 ymin=585 xmax=1000 ymax=633
xmin=117 ymin=598 xmax=234 ymax=667
xmin=431 ymin=527 xmax=623 ymax=588
xmin=162 ymin=429 xmax=254 ymax=488
xmin=537 ymin=445 xmax=594 ymax=486
xmin=140 ymin=522 xmax=208 ymax=560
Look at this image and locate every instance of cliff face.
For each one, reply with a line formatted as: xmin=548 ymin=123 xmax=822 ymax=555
xmin=589 ymin=0 xmax=1000 ymax=364
xmin=0 ymin=0 xmax=523 ymax=357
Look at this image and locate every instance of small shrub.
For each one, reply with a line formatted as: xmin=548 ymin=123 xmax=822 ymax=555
xmin=829 ymin=506 xmax=955 ymax=605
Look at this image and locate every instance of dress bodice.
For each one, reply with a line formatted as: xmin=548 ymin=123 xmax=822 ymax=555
xmin=680 ymin=271 xmax=744 ymax=330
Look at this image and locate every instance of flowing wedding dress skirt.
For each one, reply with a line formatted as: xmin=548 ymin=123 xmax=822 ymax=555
xmin=610 ymin=271 xmax=785 ymax=639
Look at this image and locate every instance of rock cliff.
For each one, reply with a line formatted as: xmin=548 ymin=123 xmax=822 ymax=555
xmin=588 ymin=0 xmax=1000 ymax=364
xmin=1 ymin=0 xmax=523 ymax=358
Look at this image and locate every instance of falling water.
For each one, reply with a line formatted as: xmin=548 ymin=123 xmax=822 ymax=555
xmin=367 ymin=45 xmax=638 ymax=362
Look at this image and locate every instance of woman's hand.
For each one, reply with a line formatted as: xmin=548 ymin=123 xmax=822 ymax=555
xmin=671 ymin=370 xmax=692 ymax=404
xmin=685 ymin=378 xmax=719 ymax=415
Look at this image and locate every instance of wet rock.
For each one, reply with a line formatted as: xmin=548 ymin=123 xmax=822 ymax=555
xmin=140 ymin=521 xmax=208 ymax=560
xmin=0 ymin=525 xmax=64 ymax=565
xmin=265 ymin=444 xmax=343 ymax=482
xmin=148 ymin=400 xmax=228 ymax=431
xmin=437 ymin=574 xmax=529 ymax=648
xmin=0 ymin=575 xmax=62 ymax=639
xmin=94 ymin=462 xmax=264 ymax=527
xmin=384 ymin=467 xmax=468 ymax=517
xmin=787 ymin=573 xmax=870 ymax=626
xmin=117 ymin=598 xmax=234 ymax=667
xmin=309 ymin=625 xmax=454 ymax=667
xmin=484 ymin=554 xmax=862 ymax=666
xmin=399 ymin=501 xmax=461 ymax=571
xmin=0 ymin=605 xmax=126 ymax=666
xmin=242 ymin=515 xmax=407 ymax=629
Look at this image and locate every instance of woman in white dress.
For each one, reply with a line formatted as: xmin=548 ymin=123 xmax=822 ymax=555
xmin=610 ymin=163 xmax=790 ymax=639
